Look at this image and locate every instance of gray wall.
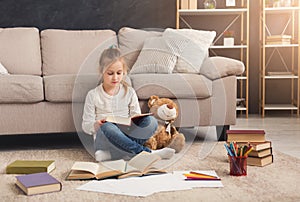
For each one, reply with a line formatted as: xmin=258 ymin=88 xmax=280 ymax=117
xmin=0 ymin=0 xmax=176 ymax=30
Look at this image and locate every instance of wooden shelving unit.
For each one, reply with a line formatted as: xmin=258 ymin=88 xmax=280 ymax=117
xmin=176 ymin=0 xmax=249 ymax=117
xmin=259 ymin=0 xmax=300 ymax=117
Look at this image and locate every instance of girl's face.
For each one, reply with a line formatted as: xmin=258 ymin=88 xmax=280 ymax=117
xmin=102 ymin=60 xmax=124 ymax=89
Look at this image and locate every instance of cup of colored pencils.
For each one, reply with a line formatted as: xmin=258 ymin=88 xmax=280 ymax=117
xmin=224 ymin=142 xmax=253 ymax=176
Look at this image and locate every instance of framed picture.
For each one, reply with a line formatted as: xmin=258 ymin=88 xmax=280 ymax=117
xmin=226 ymin=0 xmax=236 ymax=7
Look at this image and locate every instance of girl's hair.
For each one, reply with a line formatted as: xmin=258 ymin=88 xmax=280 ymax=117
xmin=98 ymin=48 xmax=129 ymax=94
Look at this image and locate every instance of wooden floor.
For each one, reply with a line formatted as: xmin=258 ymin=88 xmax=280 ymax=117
xmin=231 ymin=115 xmax=300 ymax=159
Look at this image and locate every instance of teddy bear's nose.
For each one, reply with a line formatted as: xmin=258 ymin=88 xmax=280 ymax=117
xmin=167 ymin=104 xmax=173 ymax=109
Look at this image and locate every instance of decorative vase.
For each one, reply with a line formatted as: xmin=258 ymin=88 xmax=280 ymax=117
xmin=203 ymin=0 xmax=216 ymax=9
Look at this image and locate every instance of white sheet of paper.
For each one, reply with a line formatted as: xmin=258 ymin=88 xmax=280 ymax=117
xmin=77 ymin=174 xmax=192 ymax=197
xmin=77 ymin=170 xmax=223 ymax=197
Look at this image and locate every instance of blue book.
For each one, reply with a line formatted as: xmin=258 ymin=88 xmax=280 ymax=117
xmin=16 ymin=172 xmax=62 ymax=195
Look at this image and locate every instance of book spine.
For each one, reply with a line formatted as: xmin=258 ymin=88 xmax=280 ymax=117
xmin=7 ymin=167 xmax=48 ymax=174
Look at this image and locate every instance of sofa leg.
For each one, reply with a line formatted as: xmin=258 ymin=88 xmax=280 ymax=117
xmin=216 ymin=125 xmax=230 ymax=141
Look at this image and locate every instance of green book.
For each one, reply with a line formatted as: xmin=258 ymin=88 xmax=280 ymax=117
xmin=6 ymin=160 xmax=55 ymax=174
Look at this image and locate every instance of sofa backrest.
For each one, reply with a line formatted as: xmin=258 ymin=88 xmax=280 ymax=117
xmin=0 ymin=27 xmax=42 ymax=75
xmin=41 ymin=29 xmax=117 ymax=76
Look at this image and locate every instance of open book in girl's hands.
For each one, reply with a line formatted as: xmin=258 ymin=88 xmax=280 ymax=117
xmin=66 ymin=151 xmax=165 ymax=180
xmin=105 ymin=113 xmax=153 ymax=126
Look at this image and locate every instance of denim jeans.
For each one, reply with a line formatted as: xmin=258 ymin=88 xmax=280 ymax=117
xmin=94 ymin=116 xmax=158 ymax=159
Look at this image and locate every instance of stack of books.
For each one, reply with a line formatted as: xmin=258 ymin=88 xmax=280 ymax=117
xmin=6 ymin=160 xmax=62 ymax=195
xmin=226 ymin=130 xmax=273 ymax=167
xmin=266 ymin=35 xmax=292 ymax=45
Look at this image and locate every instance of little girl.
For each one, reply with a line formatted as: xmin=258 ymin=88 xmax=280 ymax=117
xmin=82 ymin=48 xmax=175 ymax=161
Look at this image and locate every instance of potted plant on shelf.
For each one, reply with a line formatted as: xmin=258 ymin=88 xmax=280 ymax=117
xmin=223 ymin=30 xmax=235 ymax=46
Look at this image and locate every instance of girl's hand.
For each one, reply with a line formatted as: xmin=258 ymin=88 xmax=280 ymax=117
xmin=94 ymin=119 xmax=106 ymax=132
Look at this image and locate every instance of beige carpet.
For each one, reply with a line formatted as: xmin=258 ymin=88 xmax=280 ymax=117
xmin=1 ymin=140 xmax=300 ymax=202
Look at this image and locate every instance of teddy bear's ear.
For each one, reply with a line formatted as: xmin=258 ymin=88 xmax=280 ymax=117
xmin=148 ymin=95 xmax=159 ymax=108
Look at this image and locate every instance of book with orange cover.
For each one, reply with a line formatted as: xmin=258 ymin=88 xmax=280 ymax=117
xmin=226 ymin=130 xmax=266 ymax=142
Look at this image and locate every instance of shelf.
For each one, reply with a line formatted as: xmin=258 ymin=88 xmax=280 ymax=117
xmin=265 ymin=7 xmax=300 ymax=14
xmin=265 ymin=75 xmax=298 ymax=79
xmin=177 ymin=0 xmax=249 ymax=117
xmin=236 ymin=106 xmax=247 ymax=111
xmin=260 ymin=0 xmax=300 ymax=117
xmin=264 ymin=44 xmax=299 ymax=48
xmin=210 ymin=45 xmax=247 ymax=49
xmin=237 ymin=76 xmax=247 ymax=80
xmin=179 ymin=8 xmax=248 ymax=15
xmin=264 ymin=104 xmax=298 ymax=110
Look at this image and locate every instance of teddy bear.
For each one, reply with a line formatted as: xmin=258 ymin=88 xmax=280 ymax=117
xmin=144 ymin=95 xmax=185 ymax=153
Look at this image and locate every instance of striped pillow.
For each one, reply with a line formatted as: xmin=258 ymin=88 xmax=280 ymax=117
xmin=129 ymin=37 xmax=177 ymax=74
xmin=163 ymin=28 xmax=216 ymax=73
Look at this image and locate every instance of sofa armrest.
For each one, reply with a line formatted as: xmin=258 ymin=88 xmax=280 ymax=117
xmin=199 ymin=56 xmax=245 ymax=80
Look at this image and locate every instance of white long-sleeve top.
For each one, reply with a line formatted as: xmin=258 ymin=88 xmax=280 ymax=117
xmin=82 ymin=84 xmax=141 ymax=135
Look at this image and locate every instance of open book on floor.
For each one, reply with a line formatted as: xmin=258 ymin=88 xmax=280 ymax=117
xmin=105 ymin=113 xmax=152 ymax=126
xmin=66 ymin=151 xmax=166 ymax=180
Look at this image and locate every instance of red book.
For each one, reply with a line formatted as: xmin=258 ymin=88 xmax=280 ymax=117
xmin=16 ymin=172 xmax=62 ymax=195
xmin=226 ymin=130 xmax=266 ymax=142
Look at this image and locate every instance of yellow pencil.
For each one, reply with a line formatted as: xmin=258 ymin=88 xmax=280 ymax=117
xmin=243 ymin=146 xmax=253 ymax=156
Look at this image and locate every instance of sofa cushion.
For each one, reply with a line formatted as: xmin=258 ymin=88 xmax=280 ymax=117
xmin=0 ymin=27 xmax=42 ymax=75
xmin=118 ymin=27 xmax=163 ymax=69
xmin=41 ymin=29 xmax=117 ymax=76
xmin=0 ymin=75 xmax=43 ymax=103
xmin=130 ymin=74 xmax=212 ymax=99
xmin=200 ymin=56 xmax=245 ymax=80
xmin=44 ymin=74 xmax=99 ymax=102
xmin=130 ymin=37 xmax=177 ymax=74
xmin=44 ymin=74 xmax=131 ymax=103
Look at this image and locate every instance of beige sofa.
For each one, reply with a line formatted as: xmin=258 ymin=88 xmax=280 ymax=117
xmin=0 ymin=27 xmax=244 ymax=141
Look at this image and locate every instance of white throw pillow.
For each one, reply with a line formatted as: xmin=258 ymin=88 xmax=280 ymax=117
xmin=163 ymin=28 xmax=216 ymax=73
xmin=130 ymin=37 xmax=177 ymax=74
xmin=0 ymin=62 xmax=9 ymax=75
